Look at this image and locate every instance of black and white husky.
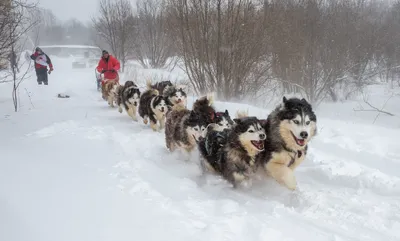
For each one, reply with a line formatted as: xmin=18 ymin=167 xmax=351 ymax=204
xmin=138 ymin=87 xmax=172 ymax=132
xmin=163 ymin=85 xmax=187 ymax=109
xmin=257 ymin=96 xmax=317 ymax=190
xmin=117 ymin=80 xmax=141 ymax=121
xmin=164 ymin=105 xmax=208 ymax=158
xmin=199 ymin=116 xmax=266 ymax=188
xmin=212 ymin=110 xmax=234 ymax=131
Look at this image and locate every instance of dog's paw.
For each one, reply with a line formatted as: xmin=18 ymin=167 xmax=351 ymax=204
xmin=143 ymin=119 xmax=148 ymax=125
xmin=118 ymin=107 xmax=123 ymax=113
xmin=282 ymin=169 xmax=297 ymax=190
xmin=232 ymin=171 xmax=248 ymax=183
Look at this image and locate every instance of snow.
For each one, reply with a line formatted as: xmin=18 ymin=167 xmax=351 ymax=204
xmin=1 ymin=57 xmax=400 ymax=241
xmin=38 ymin=45 xmax=101 ymax=49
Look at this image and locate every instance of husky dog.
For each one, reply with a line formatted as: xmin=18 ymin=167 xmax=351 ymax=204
xmin=149 ymin=80 xmax=173 ymax=96
xmin=197 ymin=110 xmax=234 ymax=173
xmin=163 ymin=85 xmax=187 ymax=109
xmin=257 ymin=96 xmax=317 ymax=190
xmin=164 ymin=105 xmax=208 ymax=157
xmin=117 ymin=80 xmax=141 ymax=121
xmin=199 ymin=116 xmax=266 ymax=188
xmin=213 ymin=110 xmax=234 ymax=131
xmin=102 ymin=81 xmax=119 ymax=107
xmin=139 ymin=87 xmax=172 ymax=132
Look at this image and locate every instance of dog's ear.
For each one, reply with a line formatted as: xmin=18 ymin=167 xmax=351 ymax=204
xmin=233 ymin=118 xmax=241 ymax=124
xmin=259 ymin=119 xmax=268 ymax=127
xmin=153 ymin=96 xmax=162 ymax=106
xmin=283 ymin=96 xmax=287 ymax=103
xmin=210 ymin=111 xmax=215 ymax=121
xmin=224 ymin=109 xmax=229 ymax=116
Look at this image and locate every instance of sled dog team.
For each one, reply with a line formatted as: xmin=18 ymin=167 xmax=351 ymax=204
xmin=101 ymin=79 xmax=317 ymax=190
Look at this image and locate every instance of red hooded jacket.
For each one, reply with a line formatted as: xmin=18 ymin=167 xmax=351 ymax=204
xmin=96 ymin=55 xmax=120 ymax=80
xmin=30 ymin=51 xmax=53 ymax=70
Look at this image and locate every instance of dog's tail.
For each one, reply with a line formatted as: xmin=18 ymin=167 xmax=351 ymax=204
xmin=194 ymin=92 xmax=215 ymax=109
xmin=146 ymin=79 xmax=153 ymax=90
xmin=148 ymin=89 xmax=159 ymax=96
xmin=235 ymin=109 xmax=249 ymax=119
xmin=206 ymin=92 xmax=215 ymax=106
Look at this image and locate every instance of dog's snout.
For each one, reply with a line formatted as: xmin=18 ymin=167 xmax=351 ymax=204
xmin=300 ymin=131 xmax=308 ymax=139
xmin=133 ymin=102 xmax=137 ymax=106
xmin=259 ymin=133 xmax=266 ymax=140
xmin=161 ymin=107 xmax=165 ymax=112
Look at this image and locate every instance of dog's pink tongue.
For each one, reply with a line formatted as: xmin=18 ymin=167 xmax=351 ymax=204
xmin=297 ymin=139 xmax=305 ymax=146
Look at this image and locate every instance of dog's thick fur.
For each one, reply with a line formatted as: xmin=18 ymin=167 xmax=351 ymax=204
xmin=192 ymin=93 xmax=216 ymax=125
xmin=117 ymin=80 xmax=141 ymax=121
xmin=257 ymin=96 xmax=317 ymax=190
xmin=102 ymin=80 xmax=120 ymax=107
xmin=148 ymin=80 xmax=173 ymax=96
xmin=164 ymin=105 xmax=208 ymax=156
xmin=163 ymin=85 xmax=187 ymax=109
xmin=139 ymin=86 xmax=172 ymax=132
xmin=213 ymin=110 xmax=234 ymax=131
xmin=199 ymin=116 xmax=266 ymax=188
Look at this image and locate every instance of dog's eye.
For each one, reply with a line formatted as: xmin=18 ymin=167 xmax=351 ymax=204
xmin=293 ymin=120 xmax=300 ymax=124
xmin=218 ymin=123 xmax=223 ymax=126
xmin=305 ymin=121 xmax=310 ymax=125
xmin=248 ymin=130 xmax=254 ymax=133
xmin=194 ymin=127 xmax=199 ymax=131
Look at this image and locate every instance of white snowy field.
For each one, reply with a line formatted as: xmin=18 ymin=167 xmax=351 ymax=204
xmin=1 ymin=57 xmax=400 ymax=241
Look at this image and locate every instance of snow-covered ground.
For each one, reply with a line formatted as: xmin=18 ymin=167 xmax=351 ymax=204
xmin=1 ymin=57 xmax=400 ymax=241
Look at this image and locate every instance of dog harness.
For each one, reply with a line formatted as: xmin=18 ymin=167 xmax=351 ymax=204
xmin=283 ymin=145 xmax=303 ymax=167
xmin=204 ymin=131 xmax=226 ymax=156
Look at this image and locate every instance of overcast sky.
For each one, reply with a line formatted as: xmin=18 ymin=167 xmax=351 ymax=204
xmin=35 ymin=0 xmax=99 ymax=24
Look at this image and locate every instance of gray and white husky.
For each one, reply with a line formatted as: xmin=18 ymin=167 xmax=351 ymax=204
xmin=139 ymin=87 xmax=172 ymax=132
xmin=163 ymin=85 xmax=187 ymax=109
xmin=257 ymin=96 xmax=317 ymax=190
xmin=198 ymin=116 xmax=266 ymax=188
xmin=164 ymin=104 xmax=209 ymax=160
xmin=117 ymin=80 xmax=141 ymax=121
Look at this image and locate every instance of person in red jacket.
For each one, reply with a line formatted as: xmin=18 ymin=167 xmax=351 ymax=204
xmin=96 ymin=50 xmax=120 ymax=86
xmin=30 ymin=47 xmax=54 ymax=85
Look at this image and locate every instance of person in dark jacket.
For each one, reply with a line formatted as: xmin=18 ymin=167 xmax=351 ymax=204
xmin=30 ymin=47 xmax=54 ymax=85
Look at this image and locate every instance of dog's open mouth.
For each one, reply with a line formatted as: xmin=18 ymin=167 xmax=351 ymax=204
xmin=291 ymin=132 xmax=306 ymax=146
xmin=251 ymin=140 xmax=264 ymax=150
xmin=192 ymin=134 xmax=200 ymax=142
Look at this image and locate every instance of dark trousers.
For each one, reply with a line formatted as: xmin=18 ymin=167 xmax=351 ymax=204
xmin=36 ymin=68 xmax=48 ymax=85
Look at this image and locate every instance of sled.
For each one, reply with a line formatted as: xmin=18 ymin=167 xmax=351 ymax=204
xmin=57 ymin=93 xmax=70 ymax=98
xmin=95 ymin=68 xmax=102 ymax=92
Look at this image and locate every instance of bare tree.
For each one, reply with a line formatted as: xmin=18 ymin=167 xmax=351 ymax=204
xmin=92 ymin=0 xmax=135 ymax=72
xmin=140 ymin=0 xmax=400 ymax=104
xmin=166 ymin=0 xmax=270 ymax=100
xmin=0 ymin=0 xmax=38 ymax=111
xmin=134 ymin=0 xmax=175 ymax=69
